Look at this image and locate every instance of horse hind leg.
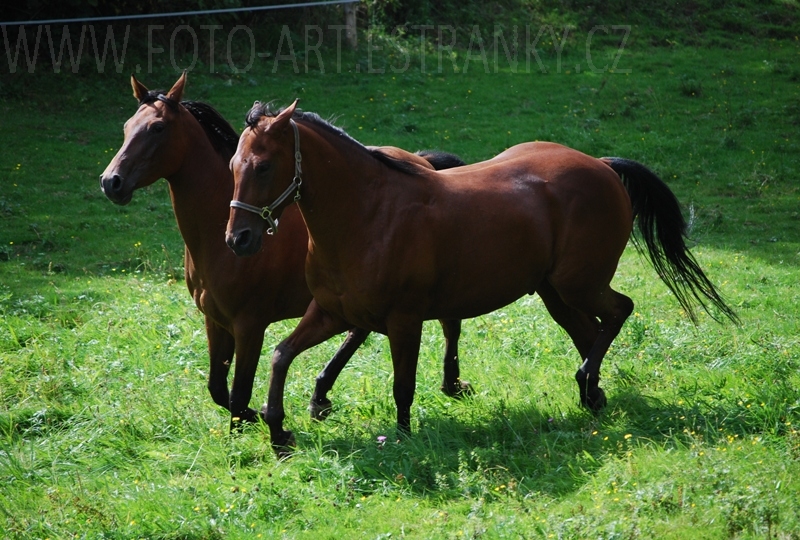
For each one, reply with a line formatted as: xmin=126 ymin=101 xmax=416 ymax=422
xmin=568 ymin=286 xmax=634 ymax=412
xmin=439 ymin=319 xmax=472 ymax=398
xmin=536 ymin=280 xmax=599 ymax=361
xmin=310 ymin=327 xmax=370 ymax=420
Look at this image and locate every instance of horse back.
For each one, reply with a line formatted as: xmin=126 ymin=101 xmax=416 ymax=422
xmin=409 ymin=142 xmax=633 ymax=318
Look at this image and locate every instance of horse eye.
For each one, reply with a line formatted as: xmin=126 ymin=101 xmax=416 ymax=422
xmin=255 ymin=162 xmax=271 ymax=174
xmin=151 ymin=122 xmax=165 ymax=133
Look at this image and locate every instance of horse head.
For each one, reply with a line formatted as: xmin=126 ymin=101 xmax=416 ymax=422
xmin=226 ymin=99 xmax=299 ymax=256
xmin=100 ymin=72 xmax=189 ymax=205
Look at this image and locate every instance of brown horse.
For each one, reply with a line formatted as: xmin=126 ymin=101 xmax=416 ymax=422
xmin=99 ymin=74 xmax=468 ymax=429
xmin=225 ymin=100 xmax=737 ymax=455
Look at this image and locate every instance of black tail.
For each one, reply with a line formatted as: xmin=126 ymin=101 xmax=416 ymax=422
xmin=415 ymin=150 xmax=466 ymax=170
xmin=603 ymin=157 xmax=738 ymax=324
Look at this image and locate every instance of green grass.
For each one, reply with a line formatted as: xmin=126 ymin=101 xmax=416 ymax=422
xmin=1 ymin=29 xmax=800 ymax=539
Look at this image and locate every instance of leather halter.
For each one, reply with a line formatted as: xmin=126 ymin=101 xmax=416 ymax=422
xmin=229 ymin=119 xmax=302 ymax=235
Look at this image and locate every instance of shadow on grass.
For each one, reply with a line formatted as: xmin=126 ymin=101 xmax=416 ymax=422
xmin=300 ymin=385 xmax=793 ymax=501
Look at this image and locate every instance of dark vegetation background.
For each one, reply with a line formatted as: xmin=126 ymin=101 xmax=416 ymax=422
xmin=2 ymin=0 xmax=797 ymax=47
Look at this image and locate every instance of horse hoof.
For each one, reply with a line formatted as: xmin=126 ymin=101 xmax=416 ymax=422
xmin=309 ymin=398 xmax=333 ymax=421
xmin=442 ymin=379 xmax=473 ymax=399
xmin=575 ymin=369 xmax=606 ymax=413
xmin=241 ymin=408 xmax=260 ymax=423
xmin=272 ymin=430 xmax=296 ymax=458
xmin=582 ymin=387 xmax=607 ymax=413
xmin=228 ymin=408 xmax=260 ymax=432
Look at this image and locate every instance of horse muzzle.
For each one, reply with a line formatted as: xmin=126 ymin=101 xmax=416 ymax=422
xmin=225 ymin=227 xmax=262 ymax=257
xmin=100 ymin=173 xmax=133 ymax=205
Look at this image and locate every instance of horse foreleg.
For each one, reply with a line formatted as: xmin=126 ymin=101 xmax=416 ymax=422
xmin=439 ymin=319 xmax=471 ymax=397
xmin=205 ymin=318 xmax=235 ymax=412
xmin=310 ymin=327 xmax=370 ymax=420
xmin=264 ymin=300 xmax=351 ymax=458
xmin=228 ymin=323 xmax=266 ymax=429
xmin=387 ymin=315 xmax=423 ymax=434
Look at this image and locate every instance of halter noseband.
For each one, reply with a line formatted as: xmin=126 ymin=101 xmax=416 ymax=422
xmin=229 ymin=119 xmax=303 ymax=235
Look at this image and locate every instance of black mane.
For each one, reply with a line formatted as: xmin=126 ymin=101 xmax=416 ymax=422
xmin=181 ymin=101 xmax=239 ymax=157
xmin=138 ymin=91 xmax=239 ymax=158
xmin=414 ymin=150 xmax=466 ymax=170
xmin=244 ymin=101 xmax=426 ymax=175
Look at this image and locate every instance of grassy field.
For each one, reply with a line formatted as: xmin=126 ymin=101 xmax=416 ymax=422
xmin=1 ymin=21 xmax=800 ymax=539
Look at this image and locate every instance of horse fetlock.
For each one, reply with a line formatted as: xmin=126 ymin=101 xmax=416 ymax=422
xmin=272 ymin=430 xmax=296 ymax=459
xmin=259 ymin=404 xmax=285 ymax=426
xmin=396 ymin=410 xmax=413 ymax=435
xmin=309 ymin=397 xmax=333 ymax=421
xmin=574 ymin=367 xmax=600 ymax=386
xmin=228 ymin=408 xmax=260 ymax=432
xmin=442 ymin=378 xmax=473 ymax=398
xmin=208 ymin=385 xmax=230 ymax=409
xmin=583 ymin=387 xmax=607 ymax=412
xmin=575 ymin=369 xmax=606 ymax=412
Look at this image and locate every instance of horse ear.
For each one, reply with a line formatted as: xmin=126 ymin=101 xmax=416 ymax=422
xmin=131 ymin=74 xmax=149 ymax=102
xmin=166 ymin=70 xmax=187 ymax=102
xmin=267 ymin=99 xmax=299 ymax=133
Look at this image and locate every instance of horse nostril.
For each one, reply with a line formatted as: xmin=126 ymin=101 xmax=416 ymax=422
xmin=110 ymin=174 xmax=123 ymax=193
xmin=101 ymin=173 xmax=124 ymax=195
xmin=235 ymin=230 xmax=251 ymax=249
xmin=226 ymin=230 xmax=251 ymax=251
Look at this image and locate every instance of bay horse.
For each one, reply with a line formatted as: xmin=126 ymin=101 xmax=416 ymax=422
xmin=225 ymin=100 xmax=738 ymax=455
xmin=99 ymin=73 xmax=468 ymax=430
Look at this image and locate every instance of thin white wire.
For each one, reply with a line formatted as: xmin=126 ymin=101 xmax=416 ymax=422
xmin=0 ymin=0 xmax=356 ymax=27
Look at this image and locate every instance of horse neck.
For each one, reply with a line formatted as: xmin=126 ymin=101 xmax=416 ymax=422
xmin=165 ymin=115 xmax=233 ymax=263
xmin=296 ymin=125 xmax=388 ymax=250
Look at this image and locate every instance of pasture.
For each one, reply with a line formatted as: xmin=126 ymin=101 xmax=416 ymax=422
xmin=2 ymin=30 xmax=800 ymax=538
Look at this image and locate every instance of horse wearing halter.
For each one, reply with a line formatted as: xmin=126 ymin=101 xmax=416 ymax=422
xmin=229 ymin=119 xmax=303 ymax=235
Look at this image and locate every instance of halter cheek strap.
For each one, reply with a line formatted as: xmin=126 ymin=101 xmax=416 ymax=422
xmin=230 ymin=119 xmax=302 ymax=235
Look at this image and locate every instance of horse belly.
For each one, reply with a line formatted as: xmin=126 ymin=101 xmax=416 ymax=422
xmin=427 ymin=257 xmax=546 ymax=320
xmin=426 ymin=218 xmax=551 ymax=320
xmin=311 ymin=285 xmax=390 ymax=334
xmin=303 ymin=262 xmax=384 ymax=333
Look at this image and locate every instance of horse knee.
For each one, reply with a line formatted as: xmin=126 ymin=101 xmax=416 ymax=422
xmin=271 ymin=343 xmax=296 ymax=373
xmin=392 ymin=378 xmax=416 ymax=410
